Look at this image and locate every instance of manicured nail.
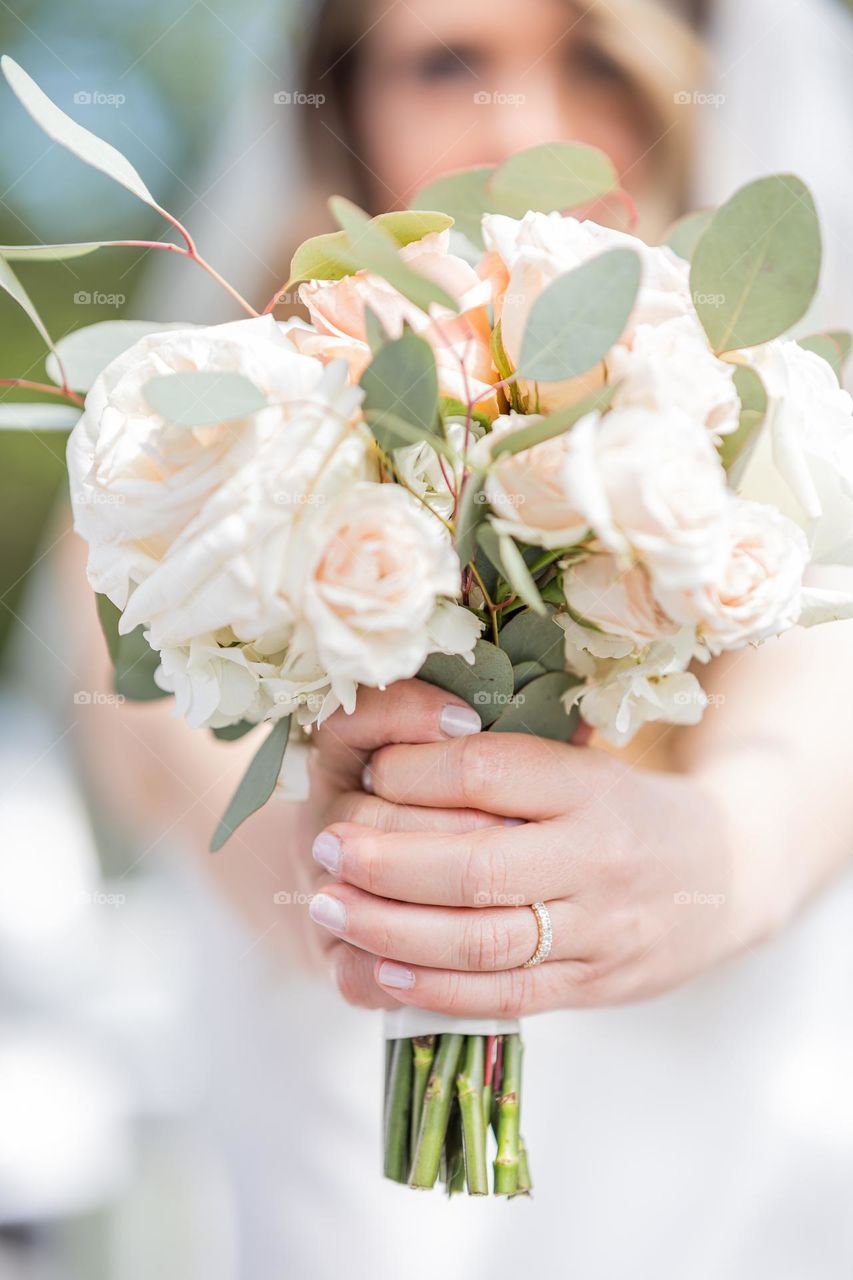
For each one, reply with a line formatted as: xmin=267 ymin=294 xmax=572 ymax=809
xmin=377 ymin=960 xmax=415 ymax=990
xmin=440 ymin=703 xmax=482 ymax=737
xmin=309 ymin=892 xmax=347 ymax=934
xmin=503 ymin=816 xmax=525 ymax=827
xmin=312 ymin=831 xmax=342 ymax=874
xmin=361 ymin=765 xmax=374 ymax=794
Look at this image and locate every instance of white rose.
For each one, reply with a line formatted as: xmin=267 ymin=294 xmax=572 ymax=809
xmin=565 ymin=406 xmax=730 ymax=591
xmin=481 ymin=211 xmax=692 ymax=413
xmin=106 ymin=355 xmax=371 ymax=645
xmin=67 ymin=315 xmax=335 ymax=610
xmin=393 ymin=419 xmax=482 ymax=523
xmin=295 ymin=482 xmax=481 ymax=709
xmin=736 ymin=339 xmax=853 ymax=565
xmin=557 ymin=616 xmax=705 ymax=747
xmin=563 ymin=554 xmax=680 ymax=646
xmin=477 ymin=412 xmax=588 ymax=549
xmin=154 ymin=635 xmax=274 ymax=730
xmin=655 ymin=499 xmax=809 ymax=655
xmin=608 ymin=316 xmax=740 ymax=439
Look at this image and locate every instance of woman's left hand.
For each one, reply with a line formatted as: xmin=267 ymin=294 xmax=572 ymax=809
xmin=309 ymin=730 xmax=765 ymax=1018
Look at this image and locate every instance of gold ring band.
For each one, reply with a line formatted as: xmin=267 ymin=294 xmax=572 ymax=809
xmin=522 ymin=901 xmax=552 ymax=967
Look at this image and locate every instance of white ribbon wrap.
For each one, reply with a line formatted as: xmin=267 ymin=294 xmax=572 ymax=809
xmin=383 ymin=1008 xmax=520 ymax=1039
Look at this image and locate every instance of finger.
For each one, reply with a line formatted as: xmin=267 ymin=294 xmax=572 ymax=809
xmin=372 ymin=955 xmax=614 ymax=1016
xmin=309 ymin=885 xmax=589 ymax=970
xmin=312 ymin=820 xmax=575 ymax=907
xmin=328 ymin=790 xmax=518 ymax=835
xmin=314 ymin=679 xmax=482 ymax=784
xmin=364 ymin=733 xmax=607 ymax=819
xmin=332 ymin=942 xmax=400 ymax=1010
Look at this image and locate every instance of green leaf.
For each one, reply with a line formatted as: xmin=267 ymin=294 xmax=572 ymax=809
xmin=511 ymin=659 xmax=547 ymax=690
xmin=477 ymin=526 xmax=546 ymax=615
xmin=0 ymin=403 xmax=79 ymax=430
xmin=798 ymin=331 xmax=853 ymax=382
xmin=0 ymin=253 xmax=56 ymax=354
xmin=287 ymin=210 xmax=454 ymax=288
xmin=418 ymin=639 xmax=513 ymax=727
xmin=439 ymin=396 xmax=491 ymax=432
xmin=409 ymin=167 xmax=494 ymax=248
xmin=454 ymin=472 xmax=489 ymax=567
xmin=690 ymin=174 xmax=822 ymax=353
xmin=328 ymin=198 xmax=458 ymax=313
xmin=96 ymin=594 xmax=169 ymax=701
xmin=2 ymin=56 xmax=158 ymax=209
xmin=0 ymin=241 xmax=108 ymax=261
xmin=210 ymin=717 xmax=291 ymax=852
xmin=211 ymin=720 xmax=258 ymax=742
xmin=360 ymin=329 xmax=440 ymax=451
xmin=490 ymin=383 xmax=616 ymax=458
xmin=487 ymin=142 xmax=619 ymax=219
xmin=517 ymin=249 xmax=641 ymax=383
xmin=663 ymin=208 xmax=715 ymax=262
xmin=499 ymin=607 xmax=566 ymax=672
xmin=720 ymin=364 xmax=767 ymax=479
xmin=46 ymin=320 xmax=195 ymax=392
xmin=490 ymin=671 xmax=581 ymax=740
xmin=143 ymin=371 xmax=267 ymax=426
xmin=363 ymin=305 xmax=388 ymax=354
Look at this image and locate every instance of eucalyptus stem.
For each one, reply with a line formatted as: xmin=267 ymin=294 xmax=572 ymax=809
xmin=383 ymin=1038 xmax=413 ymax=1183
xmin=493 ymin=1033 xmax=523 ymax=1195
xmin=457 ymin=1035 xmax=489 ymax=1195
xmin=410 ymin=1035 xmax=436 ymax=1156
xmin=409 ymin=1033 xmax=464 ymax=1189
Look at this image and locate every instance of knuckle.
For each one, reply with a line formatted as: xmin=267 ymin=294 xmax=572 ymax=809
xmin=430 ymin=969 xmax=466 ymax=1014
xmin=456 ymin=838 xmax=499 ymax=906
xmin=334 ymin=951 xmax=367 ymax=1006
xmin=497 ymin=968 xmax=532 ymax=1018
xmin=462 ymin=913 xmax=516 ymax=971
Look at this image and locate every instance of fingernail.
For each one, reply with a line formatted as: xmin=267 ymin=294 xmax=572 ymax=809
xmin=312 ymin=831 xmax=342 ymax=875
xmin=309 ymin=892 xmax=347 ymax=934
xmin=440 ymin=703 xmax=482 ymax=737
xmin=361 ymin=765 xmax=374 ymax=794
xmin=503 ymin=816 xmax=525 ymax=827
xmin=377 ymin=960 xmax=415 ymax=990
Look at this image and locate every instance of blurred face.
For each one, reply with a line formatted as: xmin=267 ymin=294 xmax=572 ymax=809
xmin=352 ymin=0 xmax=657 ymax=210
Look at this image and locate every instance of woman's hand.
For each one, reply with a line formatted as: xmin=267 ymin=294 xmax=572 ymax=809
xmin=309 ymin=715 xmax=766 ymax=1018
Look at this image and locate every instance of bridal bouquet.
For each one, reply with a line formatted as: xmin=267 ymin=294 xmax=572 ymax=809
xmin=4 ymin=55 xmax=853 ymax=1196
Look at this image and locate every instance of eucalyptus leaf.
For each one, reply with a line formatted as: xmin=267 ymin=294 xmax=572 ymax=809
xmin=0 ymin=253 xmax=56 ymax=354
xmin=329 ymin=198 xmax=459 ymax=312
xmin=360 ymin=329 xmax=440 ymax=451
xmin=490 ymin=670 xmax=581 ymax=740
xmin=499 ymin=607 xmax=566 ymax=671
xmin=490 ymin=383 xmax=616 ymax=457
xmin=211 ymin=720 xmax=258 ymax=742
xmin=143 ymin=371 xmax=267 ymax=426
xmin=720 ymin=364 xmax=767 ymax=480
xmin=511 ymin=659 xmax=547 ymax=690
xmin=487 ymin=142 xmax=618 ymax=219
xmin=454 ymin=472 xmax=489 ymax=567
xmin=418 ymin=639 xmax=513 ymax=727
xmin=363 ymin=305 xmax=388 ymax=353
xmin=477 ymin=526 xmax=546 ymax=615
xmin=690 ymin=174 xmax=822 ymax=353
xmin=45 ymin=320 xmax=195 ymax=392
xmin=0 ymin=241 xmax=108 ymax=261
xmin=410 ymin=167 xmax=494 ymax=248
xmin=0 ymin=403 xmax=80 ymax=430
xmin=287 ymin=210 xmax=454 ymax=288
xmin=210 ymin=717 xmax=291 ymax=852
xmin=798 ymin=331 xmax=853 ymax=382
xmin=96 ymin=593 xmax=169 ymax=701
xmin=663 ymin=208 xmax=715 ymax=262
xmin=517 ymin=249 xmax=641 ymax=383
xmin=2 ymin=56 xmax=158 ymax=209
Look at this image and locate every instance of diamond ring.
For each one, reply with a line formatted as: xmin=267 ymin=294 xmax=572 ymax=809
xmin=521 ymin=901 xmax=553 ymax=967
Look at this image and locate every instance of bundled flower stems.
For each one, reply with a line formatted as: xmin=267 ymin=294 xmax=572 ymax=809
xmin=3 ymin=53 xmax=853 ymax=1195
xmin=385 ymin=1033 xmax=531 ymax=1196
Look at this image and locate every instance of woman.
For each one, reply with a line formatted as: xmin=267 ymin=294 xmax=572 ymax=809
xmin=69 ymin=0 xmax=853 ymax=1276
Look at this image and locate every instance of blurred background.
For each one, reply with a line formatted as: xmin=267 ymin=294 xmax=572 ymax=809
xmin=3 ymin=1 xmax=853 ymax=1277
